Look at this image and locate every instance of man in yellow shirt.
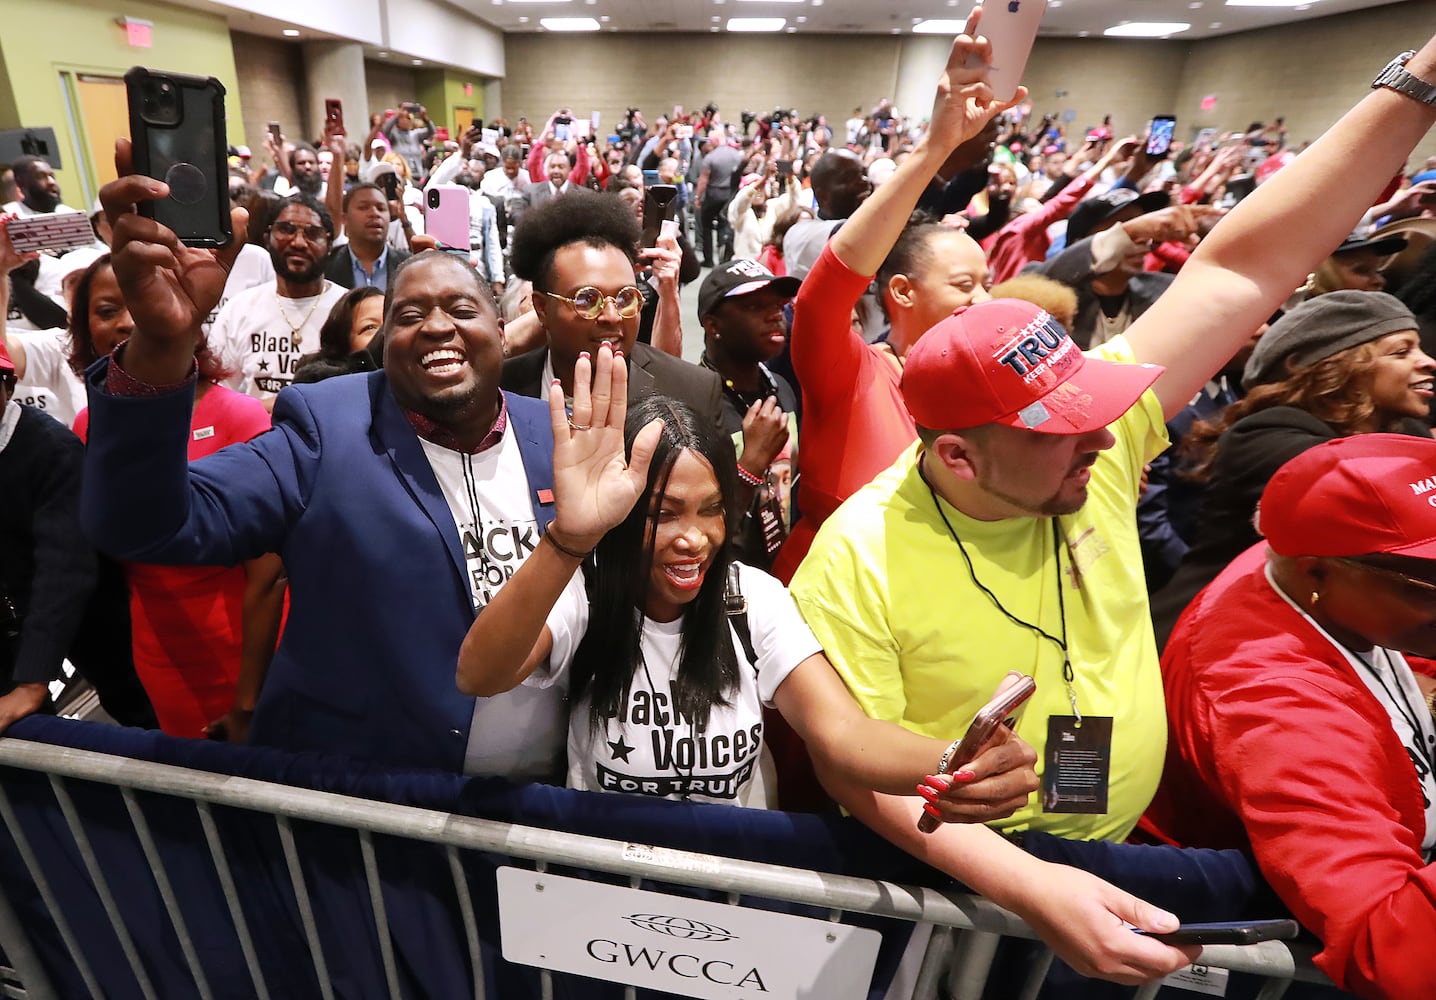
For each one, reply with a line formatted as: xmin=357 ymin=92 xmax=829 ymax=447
xmin=793 ymin=304 xmax=1165 ymax=842
xmin=785 ymin=10 xmax=1436 ymax=985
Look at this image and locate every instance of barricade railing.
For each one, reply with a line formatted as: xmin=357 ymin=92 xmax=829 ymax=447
xmin=0 ymin=734 xmax=1333 ymax=1000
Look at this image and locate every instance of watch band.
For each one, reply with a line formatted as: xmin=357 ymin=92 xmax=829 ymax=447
xmin=1373 ymin=49 xmax=1436 ymax=106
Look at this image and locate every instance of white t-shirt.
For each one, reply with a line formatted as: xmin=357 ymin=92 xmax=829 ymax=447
xmin=540 ymin=563 xmax=820 ymax=806
xmin=202 ymin=244 xmax=276 ymax=340
xmin=5 ymin=255 xmax=71 ymax=330
xmin=418 ymin=427 xmax=574 ymax=781
xmin=209 ymin=280 xmax=345 ymax=401
xmin=8 ymin=328 xmax=85 ymax=426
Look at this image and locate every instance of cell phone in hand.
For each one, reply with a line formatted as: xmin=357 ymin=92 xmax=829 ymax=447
xmin=425 ymin=185 xmax=471 ymax=258
xmin=1134 ymin=919 xmax=1299 ymax=946
xmin=125 ymin=66 xmax=232 ymax=248
xmin=554 ymin=123 xmax=571 ymax=142
xmin=324 ymin=98 xmax=345 ymax=137
xmin=641 ymin=184 xmax=679 ymax=248
xmin=917 ymin=674 xmax=1036 ymax=833
xmin=268 ymin=120 xmax=283 ymax=144
xmin=980 ymin=0 xmax=1048 ymax=103
xmin=776 ymin=159 xmax=793 ymax=179
xmin=378 ymin=172 xmax=400 ymax=202
xmin=1146 ymin=115 xmax=1176 ymax=159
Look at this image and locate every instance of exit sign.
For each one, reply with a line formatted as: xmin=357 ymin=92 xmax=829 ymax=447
xmin=119 ymin=16 xmax=153 ymax=47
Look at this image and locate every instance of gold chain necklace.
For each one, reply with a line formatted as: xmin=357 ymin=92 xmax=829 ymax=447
xmin=274 ymin=282 xmax=328 ymax=349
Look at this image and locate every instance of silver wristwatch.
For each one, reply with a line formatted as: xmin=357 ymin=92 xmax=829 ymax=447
xmin=1373 ymin=50 xmax=1436 ymax=105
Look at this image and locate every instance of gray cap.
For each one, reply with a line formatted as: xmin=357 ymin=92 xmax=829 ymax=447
xmin=1243 ymin=290 xmax=1418 ymax=387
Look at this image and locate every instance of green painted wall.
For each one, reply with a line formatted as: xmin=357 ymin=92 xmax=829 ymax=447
xmin=416 ymin=68 xmax=485 ymax=139
xmin=0 ymin=0 xmax=242 ymax=207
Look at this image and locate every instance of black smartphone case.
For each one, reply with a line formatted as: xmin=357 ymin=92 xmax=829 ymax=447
xmin=124 ymin=67 xmax=232 ymax=248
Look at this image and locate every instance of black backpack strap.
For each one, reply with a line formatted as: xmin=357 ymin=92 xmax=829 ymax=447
xmin=724 ymin=563 xmax=759 ymax=671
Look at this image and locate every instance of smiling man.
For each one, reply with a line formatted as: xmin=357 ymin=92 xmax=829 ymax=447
xmin=501 ymin=189 xmax=723 ymax=434
xmin=208 ymin=195 xmax=346 ymax=405
xmin=79 ymin=148 xmax=568 ymax=776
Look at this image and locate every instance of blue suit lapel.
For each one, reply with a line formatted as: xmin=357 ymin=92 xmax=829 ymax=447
xmin=371 ymin=376 xmax=472 ymax=602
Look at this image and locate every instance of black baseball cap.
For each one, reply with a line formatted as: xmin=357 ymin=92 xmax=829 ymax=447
xmin=697 ymin=259 xmax=801 ymax=320
xmin=1067 ymin=188 xmax=1171 ymax=244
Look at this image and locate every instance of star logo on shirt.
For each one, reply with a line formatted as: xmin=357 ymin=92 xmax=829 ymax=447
xmin=257 ymin=359 xmax=270 ymax=371
xmin=608 ymin=736 xmax=634 ymax=763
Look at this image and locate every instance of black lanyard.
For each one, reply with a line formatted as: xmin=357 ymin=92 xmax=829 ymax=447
xmin=919 ymin=456 xmax=1081 ymax=720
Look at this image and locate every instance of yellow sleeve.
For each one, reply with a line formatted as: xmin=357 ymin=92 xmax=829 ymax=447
xmin=790 ymin=522 xmax=906 ymax=725
xmin=1089 ymin=335 xmax=1172 ymax=492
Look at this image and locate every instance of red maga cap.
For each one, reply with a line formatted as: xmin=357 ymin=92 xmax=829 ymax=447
xmin=900 ymin=299 xmax=1163 ymax=435
xmin=0 ymin=337 xmax=14 ymax=374
xmin=1259 ymin=434 xmax=1436 ymax=559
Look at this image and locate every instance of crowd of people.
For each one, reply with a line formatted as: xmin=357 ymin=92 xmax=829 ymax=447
xmin=5 ymin=11 xmax=1436 ymax=997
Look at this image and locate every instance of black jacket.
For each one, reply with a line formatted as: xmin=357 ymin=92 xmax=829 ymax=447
xmin=501 ymin=342 xmax=726 ymax=438
xmin=1149 ymin=406 xmax=1339 ymax=650
xmin=322 ymin=244 xmax=412 ymax=290
xmin=0 ymin=404 xmax=96 ymax=685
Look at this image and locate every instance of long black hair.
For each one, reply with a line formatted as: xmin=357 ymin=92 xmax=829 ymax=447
xmin=569 ymin=396 xmax=742 ymax=733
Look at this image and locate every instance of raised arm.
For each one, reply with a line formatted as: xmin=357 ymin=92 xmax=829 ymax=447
xmin=1128 ymin=38 xmax=1436 ymax=416
xmin=829 ymin=10 xmax=1025 ymax=278
xmin=456 ymin=343 xmax=662 ymax=696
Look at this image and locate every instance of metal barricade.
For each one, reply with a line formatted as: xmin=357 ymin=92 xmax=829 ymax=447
xmin=0 ymin=736 xmax=1331 ymax=1000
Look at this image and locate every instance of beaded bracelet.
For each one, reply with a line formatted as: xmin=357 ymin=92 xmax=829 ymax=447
xmin=736 ymin=463 xmax=765 ymax=487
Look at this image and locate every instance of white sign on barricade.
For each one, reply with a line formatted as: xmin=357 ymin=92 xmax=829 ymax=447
xmin=496 ymin=865 xmax=883 ymax=999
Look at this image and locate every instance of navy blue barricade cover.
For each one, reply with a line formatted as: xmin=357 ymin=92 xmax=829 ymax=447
xmin=0 ymin=716 xmax=1292 ymax=1000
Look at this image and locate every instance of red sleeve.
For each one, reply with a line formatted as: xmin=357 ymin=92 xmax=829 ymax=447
xmin=1178 ymin=184 xmax=1206 ymax=206
xmin=526 ymin=142 xmax=545 ymax=183
xmin=1145 ymin=241 xmax=1190 ymax=273
xmin=1202 ymin=672 xmax=1436 ymax=1000
xmin=569 ymin=142 xmax=590 ymax=186
xmin=72 ymin=408 xmax=89 ymax=443
xmin=789 ymin=243 xmax=873 ymax=406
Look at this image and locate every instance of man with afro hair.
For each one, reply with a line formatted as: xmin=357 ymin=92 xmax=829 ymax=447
xmin=501 ymin=189 xmax=723 ymax=435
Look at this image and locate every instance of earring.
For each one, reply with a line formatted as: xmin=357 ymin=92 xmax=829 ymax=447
xmin=1310 ymin=591 xmax=1321 ymax=608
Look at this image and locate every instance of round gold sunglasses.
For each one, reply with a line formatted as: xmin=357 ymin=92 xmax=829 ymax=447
xmin=539 ymin=285 xmax=644 ymax=320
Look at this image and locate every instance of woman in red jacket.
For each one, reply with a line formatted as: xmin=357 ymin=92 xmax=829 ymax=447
xmin=1142 ymin=434 xmax=1436 ymax=1000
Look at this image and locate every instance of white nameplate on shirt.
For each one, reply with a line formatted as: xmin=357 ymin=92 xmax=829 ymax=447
xmin=1161 ymin=963 xmax=1230 ymax=996
xmin=496 ymin=866 xmax=881 ymax=999
xmin=193 ymin=426 xmax=215 ymax=441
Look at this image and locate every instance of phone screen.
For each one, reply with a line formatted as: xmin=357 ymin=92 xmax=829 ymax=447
xmin=1146 ymin=116 xmax=1177 ymax=158
xmin=554 ymin=123 xmax=571 ymax=142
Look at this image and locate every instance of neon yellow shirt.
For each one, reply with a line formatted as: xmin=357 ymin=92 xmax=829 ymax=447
xmin=791 ymin=337 xmax=1170 ymax=842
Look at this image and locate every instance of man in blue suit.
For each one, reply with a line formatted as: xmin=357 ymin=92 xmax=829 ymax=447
xmin=79 ymin=147 xmax=569 ymax=777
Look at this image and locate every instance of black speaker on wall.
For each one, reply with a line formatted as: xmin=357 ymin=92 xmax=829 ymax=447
xmin=0 ymin=128 xmax=63 ymax=168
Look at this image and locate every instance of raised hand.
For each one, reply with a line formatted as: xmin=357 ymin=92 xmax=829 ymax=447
xmin=546 ymin=341 xmax=663 ymax=549
xmin=101 ymin=138 xmax=248 ymax=380
xmin=925 ymin=7 xmax=1029 ymax=156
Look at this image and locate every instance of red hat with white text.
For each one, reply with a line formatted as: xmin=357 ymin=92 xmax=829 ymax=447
xmin=901 ymin=299 xmax=1163 ymax=435
xmin=1259 ymin=434 xmax=1436 ymax=559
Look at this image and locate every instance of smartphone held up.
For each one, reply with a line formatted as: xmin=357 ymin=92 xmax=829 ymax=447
xmin=979 ymin=0 xmax=1048 ymax=103
xmin=124 ymin=66 xmax=232 ymax=248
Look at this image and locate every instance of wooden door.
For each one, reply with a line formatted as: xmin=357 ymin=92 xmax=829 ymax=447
xmin=75 ymin=74 xmax=130 ymax=192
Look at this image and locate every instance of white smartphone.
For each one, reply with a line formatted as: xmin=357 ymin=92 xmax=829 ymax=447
xmin=979 ymin=0 xmax=1048 ymax=103
xmin=6 ymin=212 xmax=97 ymax=254
xmin=424 ymin=185 xmax=471 ymax=258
